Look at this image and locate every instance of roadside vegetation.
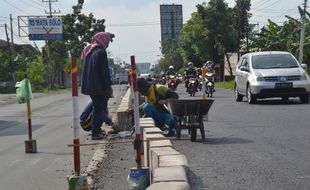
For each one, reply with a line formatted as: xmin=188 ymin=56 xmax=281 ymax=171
xmin=215 ymin=80 xmax=234 ymax=90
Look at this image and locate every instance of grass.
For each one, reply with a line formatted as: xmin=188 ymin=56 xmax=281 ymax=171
xmin=215 ymin=80 xmax=234 ymax=90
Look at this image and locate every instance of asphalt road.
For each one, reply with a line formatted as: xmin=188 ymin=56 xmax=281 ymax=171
xmin=93 ymin=84 xmax=310 ymax=190
xmin=0 ymin=85 xmax=128 ymax=190
xmin=173 ymin=85 xmax=310 ymax=190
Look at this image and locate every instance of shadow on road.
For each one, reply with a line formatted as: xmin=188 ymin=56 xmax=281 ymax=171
xmin=187 ymin=168 xmax=206 ymax=190
xmin=250 ymin=98 xmax=302 ymax=105
xmin=196 ymin=136 xmax=253 ymax=145
xmin=0 ymin=120 xmax=44 ymax=136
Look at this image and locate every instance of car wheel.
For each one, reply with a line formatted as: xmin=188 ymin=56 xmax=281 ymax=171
xmin=299 ymin=95 xmax=309 ymax=104
xmin=247 ymin=85 xmax=256 ymax=104
xmin=235 ymin=85 xmax=243 ymax=102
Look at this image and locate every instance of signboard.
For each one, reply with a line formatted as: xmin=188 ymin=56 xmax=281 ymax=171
xmin=28 ymin=17 xmax=63 ymax=40
xmin=136 ymin=62 xmax=151 ymax=74
xmin=160 ymin=4 xmax=183 ymax=43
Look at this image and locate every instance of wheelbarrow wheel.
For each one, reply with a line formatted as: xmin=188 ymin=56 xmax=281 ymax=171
xmin=199 ymin=116 xmax=205 ymax=140
xmin=175 ymin=116 xmax=182 ymax=139
xmin=190 ymin=126 xmax=197 ymax=142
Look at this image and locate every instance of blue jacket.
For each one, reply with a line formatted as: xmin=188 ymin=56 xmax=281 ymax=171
xmin=81 ymin=47 xmax=111 ymax=95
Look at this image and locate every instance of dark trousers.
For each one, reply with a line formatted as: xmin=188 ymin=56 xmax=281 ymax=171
xmin=90 ymin=95 xmax=110 ymax=134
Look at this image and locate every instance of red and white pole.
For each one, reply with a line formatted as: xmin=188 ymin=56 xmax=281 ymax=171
xmin=71 ymin=57 xmax=80 ymax=176
xmin=130 ymin=55 xmax=142 ymax=168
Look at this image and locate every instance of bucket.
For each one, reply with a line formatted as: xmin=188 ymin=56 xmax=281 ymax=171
xmin=127 ymin=167 xmax=150 ymax=190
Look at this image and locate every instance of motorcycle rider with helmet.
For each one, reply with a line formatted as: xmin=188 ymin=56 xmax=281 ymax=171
xmin=165 ymin=65 xmax=177 ymax=76
xmin=185 ymin=62 xmax=198 ymax=92
xmin=165 ymin=65 xmax=179 ymax=90
xmin=205 ymin=60 xmax=216 ymax=93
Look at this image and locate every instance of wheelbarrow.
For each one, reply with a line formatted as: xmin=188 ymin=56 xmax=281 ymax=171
xmin=166 ymin=99 xmax=214 ymax=141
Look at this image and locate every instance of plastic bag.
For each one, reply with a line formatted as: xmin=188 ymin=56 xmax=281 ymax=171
xmin=15 ymin=79 xmax=33 ymax=104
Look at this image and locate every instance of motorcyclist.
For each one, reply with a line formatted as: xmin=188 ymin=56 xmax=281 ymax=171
xmin=205 ymin=60 xmax=215 ymax=72
xmin=185 ymin=62 xmax=198 ymax=91
xmin=165 ymin=65 xmax=177 ymax=76
xmin=165 ymin=65 xmax=179 ymax=89
xmin=205 ymin=61 xmax=216 ymax=92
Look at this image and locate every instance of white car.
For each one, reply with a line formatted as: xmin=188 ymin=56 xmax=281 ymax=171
xmin=234 ymin=51 xmax=310 ymax=104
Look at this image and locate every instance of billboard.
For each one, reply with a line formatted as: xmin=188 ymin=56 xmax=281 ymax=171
xmin=136 ymin=62 xmax=151 ymax=75
xmin=28 ymin=17 xmax=63 ymax=40
xmin=160 ymin=4 xmax=183 ymax=43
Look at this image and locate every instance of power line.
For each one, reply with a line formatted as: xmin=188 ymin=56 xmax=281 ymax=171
xmin=106 ymin=21 xmax=160 ymax=27
xmin=55 ymin=2 xmax=65 ymax=14
xmin=1 ymin=0 xmax=31 ymax=15
xmin=19 ymin=0 xmax=46 ymax=11
xmin=57 ymin=1 xmax=70 ymax=14
xmin=255 ymin=0 xmax=285 ymax=12
xmin=252 ymin=0 xmax=271 ymax=9
xmin=29 ymin=0 xmax=48 ymax=9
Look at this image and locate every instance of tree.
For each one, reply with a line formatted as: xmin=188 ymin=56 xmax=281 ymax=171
xmin=233 ymin=0 xmax=251 ymax=56
xmin=178 ymin=12 xmax=209 ymax=67
xmin=159 ymin=40 xmax=184 ymax=72
xmin=62 ymin=0 xmax=106 ymax=58
xmin=41 ymin=0 xmax=107 ymax=89
xmin=42 ymin=41 xmax=68 ymax=89
xmin=253 ymin=6 xmax=310 ymax=66
xmin=197 ymin=0 xmax=237 ymax=78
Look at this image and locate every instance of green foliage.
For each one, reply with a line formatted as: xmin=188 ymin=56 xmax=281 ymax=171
xmin=178 ymin=12 xmax=209 ymax=67
xmin=159 ymin=40 xmax=184 ymax=71
xmin=196 ymin=0 xmax=237 ymax=63
xmin=215 ymin=80 xmax=234 ymax=89
xmin=252 ymin=7 xmax=310 ymax=65
xmin=0 ymin=50 xmax=10 ymax=81
xmin=40 ymin=0 xmax=107 ymax=89
xmin=62 ymin=1 xmax=106 ymax=58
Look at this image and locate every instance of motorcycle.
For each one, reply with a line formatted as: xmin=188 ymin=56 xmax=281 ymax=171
xmin=188 ymin=78 xmax=197 ymax=96
xmin=167 ymin=75 xmax=178 ymax=91
xmin=158 ymin=76 xmax=166 ymax=85
xmin=205 ymin=72 xmax=215 ymax=97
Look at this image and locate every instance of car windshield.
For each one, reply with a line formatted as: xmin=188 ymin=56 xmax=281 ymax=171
xmin=252 ymin=54 xmax=299 ymax=69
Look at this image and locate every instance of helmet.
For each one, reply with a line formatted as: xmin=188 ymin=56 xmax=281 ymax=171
xmin=169 ymin=65 xmax=174 ymax=70
xmin=188 ymin=62 xmax=193 ymax=67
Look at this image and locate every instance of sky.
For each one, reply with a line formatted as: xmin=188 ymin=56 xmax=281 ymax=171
xmin=0 ymin=0 xmax=305 ymax=65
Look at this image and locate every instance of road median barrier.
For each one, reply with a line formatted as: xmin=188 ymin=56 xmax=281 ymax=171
xmin=140 ymin=117 xmax=191 ymax=190
xmin=116 ymin=88 xmax=192 ymax=189
xmin=116 ymin=88 xmax=133 ymax=131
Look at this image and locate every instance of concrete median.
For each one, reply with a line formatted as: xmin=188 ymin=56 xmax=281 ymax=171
xmin=116 ymin=88 xmax=192 ymax=189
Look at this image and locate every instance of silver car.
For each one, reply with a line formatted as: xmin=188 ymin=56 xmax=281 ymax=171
xmin=234 ymin=51 xmax=310 ymax=104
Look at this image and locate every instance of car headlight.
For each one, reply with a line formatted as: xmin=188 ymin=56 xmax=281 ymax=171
xmin=255 ymin=76 xmax=265 ymax=81
xmin=300 ymin=73 xmax=309 ymax=80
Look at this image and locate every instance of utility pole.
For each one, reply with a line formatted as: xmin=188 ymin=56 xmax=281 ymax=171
xmin=42 ymin=0 xmax=60 ymax=89
xmin=299 ymin=0 xmax=308 ymax=64
xmin=5 ymin=23 xmax=13 ymax=81
xmin=10 ymin=14 xmax=14 ymax=45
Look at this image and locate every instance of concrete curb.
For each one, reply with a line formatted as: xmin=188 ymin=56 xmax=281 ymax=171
xmin=114 ymin=88 xmax=192 ymax=189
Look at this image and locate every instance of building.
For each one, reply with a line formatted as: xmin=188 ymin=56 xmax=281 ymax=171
xmin=0 ymin=39 xmax=40 ymax=56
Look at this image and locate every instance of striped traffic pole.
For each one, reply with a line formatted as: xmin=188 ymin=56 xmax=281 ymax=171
xmin=67 ymin=57 xmax=88 ymax=190
xmin=130 ymin=56 xmax=142 ymax=168
xmin=71 ymin=57 xmax=80 ymax=175
xmin=127 ymin=56 xmax=149 ymax=189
